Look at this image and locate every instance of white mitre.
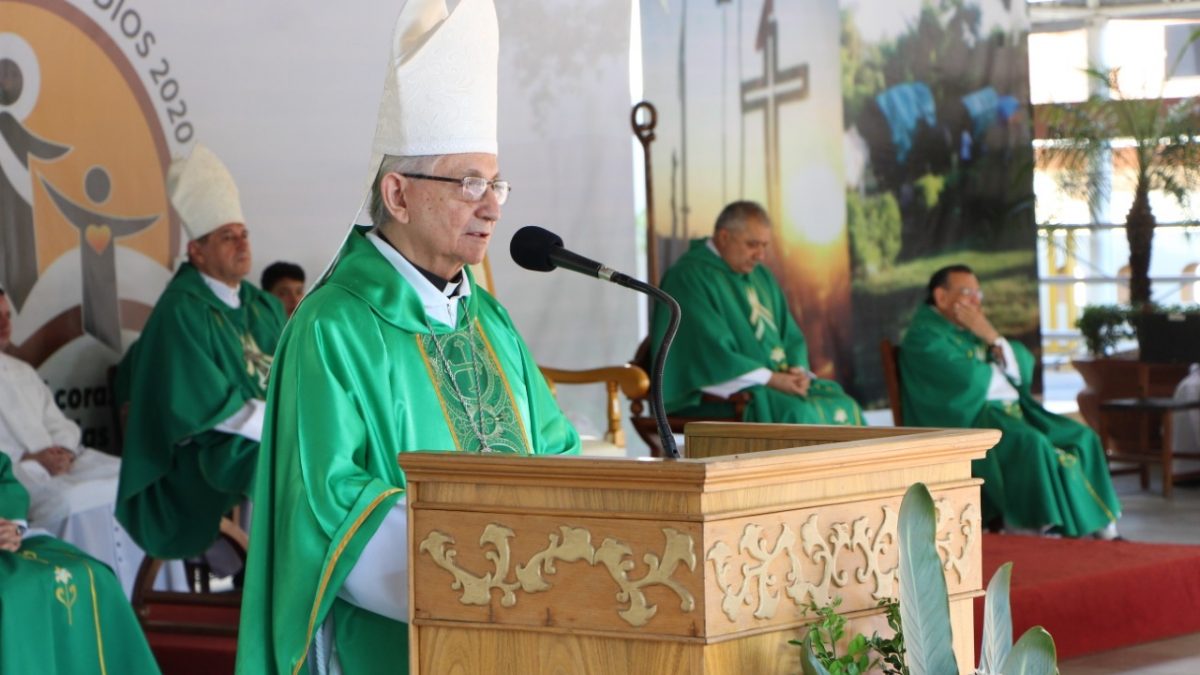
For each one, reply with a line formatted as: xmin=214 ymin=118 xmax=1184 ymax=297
xmin=167 ymin=144 xmax=244 ymax=241
xmin=366 ymin=0 xmax=499 ymax=182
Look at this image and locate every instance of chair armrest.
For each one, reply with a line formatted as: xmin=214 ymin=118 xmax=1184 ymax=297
xmin=539 ymin=364 xmax=650 ymax=399
xmin=539 ymin=364 xmax=650 ymax=449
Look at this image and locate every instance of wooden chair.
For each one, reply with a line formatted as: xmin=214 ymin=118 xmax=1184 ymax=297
xmin=880 ymin=339 xmax=904 ymax=425
xmin=540 ymin=364 xmax=649 ymax=450
xmin=129 ymin=520 xmax=244 ymax=675
xmin=130 ymin=518 xmax=247 ymax=637
xmin=626 ymin=337 xmax=751 ymax=457
xmin=111 ymin=378 xmax=249 ymax=671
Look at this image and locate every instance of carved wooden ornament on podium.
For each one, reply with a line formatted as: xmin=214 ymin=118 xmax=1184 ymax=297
xmin=401 ymin=423 xmax=997 ymax=674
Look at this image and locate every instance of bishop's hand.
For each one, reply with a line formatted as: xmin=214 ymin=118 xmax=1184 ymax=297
xmin=768 ymin=370 xmax=811 ymax=398
xmin=0 ymin=520 xmax=21 ymax=552
xmin=952 ymin=301 xmax=1001 ymax=346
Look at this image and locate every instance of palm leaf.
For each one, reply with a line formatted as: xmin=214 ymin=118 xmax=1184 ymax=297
xmin=898 ymin=483 xmax=958 ymax=675
xmin=977 ymin=562 xmax=1014 ymax=674
xmin=1000 ymin=627 xmax=1057 ymax=675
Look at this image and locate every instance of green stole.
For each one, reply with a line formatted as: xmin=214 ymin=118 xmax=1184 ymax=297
xmin=0 ymin=455 xmax=160 ymax=674
xmin=116 ymin=262 xmax=285 ymax=558
xmin=650 ymin=238 xmax=862 ymax=425
xmin=236 ymin=227 xmax=580 ymax=675
xmin=899 ymin=304 xmax=1120 ymax=535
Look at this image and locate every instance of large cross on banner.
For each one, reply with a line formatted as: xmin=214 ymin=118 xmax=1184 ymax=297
xmin=740 ymin=0 xmax=808 ymax=225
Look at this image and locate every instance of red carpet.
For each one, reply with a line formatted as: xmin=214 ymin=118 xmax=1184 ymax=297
xmin=973 ymin=533 xmax=1200 ymax=660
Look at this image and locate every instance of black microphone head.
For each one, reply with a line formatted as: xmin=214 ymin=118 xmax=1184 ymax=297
xmin=510 ymin=225 xmax=563 ymax=272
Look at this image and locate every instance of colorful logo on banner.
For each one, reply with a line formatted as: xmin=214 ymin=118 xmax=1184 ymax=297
xmin=1 ymin=0 xmax=186 ymax=449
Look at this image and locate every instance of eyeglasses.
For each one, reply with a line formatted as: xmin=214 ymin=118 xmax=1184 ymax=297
xmin=401 ymin=173 xmax=510 ymax=205
xmin=954 ymin=287 xmax=984 ymax=301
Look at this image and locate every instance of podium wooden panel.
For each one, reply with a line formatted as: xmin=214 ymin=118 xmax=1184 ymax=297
xmin=400 ymin=422 xmax=998 ymax=674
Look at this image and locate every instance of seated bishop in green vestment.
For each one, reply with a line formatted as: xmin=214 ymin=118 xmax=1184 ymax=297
xmin=651 ymin=201 xmax=864 ymax=426
xmin=899 ymin=265 xmax=1120 ymax=538
xmin=0 ymin=454 xmax=161 ymax=674
xmin=117 ymin=146 xmax=286 ymax=559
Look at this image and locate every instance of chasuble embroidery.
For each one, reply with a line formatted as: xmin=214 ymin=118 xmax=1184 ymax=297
xmin=746 ymin=285 xmax=777 ymax=341
xmin=417 ymin=321 xmax=531 ymax=455
xmin=240 ymin=332 xmax=274 ymax=392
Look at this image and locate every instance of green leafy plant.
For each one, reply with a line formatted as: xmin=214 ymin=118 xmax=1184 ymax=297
xmin=791 ymin=597 xmax=877 ymax=675
xmin=1075 ymin=303 xmax=1200 ymax=356
xmin=799 ymin=483 xmax=1058 ymax=675
xmin=1075 ymin=304 xmax=1134 ymax=356
xmin=865 ymin=599 xmax=906 ymax=675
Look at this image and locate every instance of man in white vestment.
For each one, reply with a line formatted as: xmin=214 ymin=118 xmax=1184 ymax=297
xmin=0 ymin=287 xmax=183 ymax=596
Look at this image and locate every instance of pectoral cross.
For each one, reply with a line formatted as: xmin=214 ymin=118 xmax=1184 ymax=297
xmin=740 ymin=0 xmax=808 ymax=224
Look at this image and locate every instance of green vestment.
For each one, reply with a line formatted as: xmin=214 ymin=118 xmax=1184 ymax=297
xmin=651 ymin=239 xmax=863 ymax=425
xmin=116 ymin=262 xmax=285 ymax=558
xmin=899 ymin=304 xmax=1120 ymax=536
xmin=0 ymin=455 xmax=160 ymax=674
xmin=236 ymin=227 xmax=580 ymax=675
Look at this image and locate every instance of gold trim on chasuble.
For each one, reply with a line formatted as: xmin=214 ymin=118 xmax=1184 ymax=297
xmin=416 ymin=319 xmax=532 ymax=455
xmin=293 ymin=488 xmax=406 ymax=675
xmin=86 ymin=563 xmax=107 ymax=675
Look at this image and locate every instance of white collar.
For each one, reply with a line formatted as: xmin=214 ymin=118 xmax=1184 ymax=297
xmin=200 ymin=272 xmax=241 ymax=309
xmin=367 ymin=230 xmax=472 ymax=327
xmin=706 ymin=238 xmax=720 ymax=257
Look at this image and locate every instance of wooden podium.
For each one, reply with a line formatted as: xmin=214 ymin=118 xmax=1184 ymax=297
xmin=400 ymin=423 xmax=998 ymax=674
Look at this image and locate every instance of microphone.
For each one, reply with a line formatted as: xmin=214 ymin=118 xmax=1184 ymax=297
xmin=510 ymin=225 xmax=640 ymax=289
xmin=510 ymin=225 xmax=683 ymax=460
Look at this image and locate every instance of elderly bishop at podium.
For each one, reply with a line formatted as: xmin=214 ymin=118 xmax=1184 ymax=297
xmin=236 ymin=1 xmax=580 ymax=673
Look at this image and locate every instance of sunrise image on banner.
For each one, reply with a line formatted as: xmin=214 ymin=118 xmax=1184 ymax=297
xmin=640 ymin=0 xmax=853 ymax=383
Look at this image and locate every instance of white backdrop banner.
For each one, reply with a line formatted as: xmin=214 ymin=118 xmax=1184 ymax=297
xmin=1 ymin=0 xmax=640 ymax=453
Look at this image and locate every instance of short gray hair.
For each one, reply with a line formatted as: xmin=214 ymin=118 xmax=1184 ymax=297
xmin=369 ymin=154 xmax=442 ymax=226
xmin=714 ymin=200 xmax=771 ymax=233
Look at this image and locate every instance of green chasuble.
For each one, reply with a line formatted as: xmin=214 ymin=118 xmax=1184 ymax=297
xmin=236 ymin=227 xmax=580 ymax=675
xmin=650 ymin=238 xmax=862 ymax=425
xmin=0 ymin=455 xmax=160 ymax=674
xmin=117 ymin=262 xmax=285 ymax=558
xmin=899 ymin=304 xmax=1120 ymax=536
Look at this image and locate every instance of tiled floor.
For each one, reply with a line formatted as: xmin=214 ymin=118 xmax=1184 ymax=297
xmin=1058 ymin=471 xmax=1200 ymax=674
xmin=1061 ymin=632 xmax=1200 ymax=675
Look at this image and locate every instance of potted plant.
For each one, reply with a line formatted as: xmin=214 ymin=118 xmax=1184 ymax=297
xmin=1038 ymin=36 xmax=1200 ymax=429
xmin=1070 ymin=304 xmax=1141 ymax=429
